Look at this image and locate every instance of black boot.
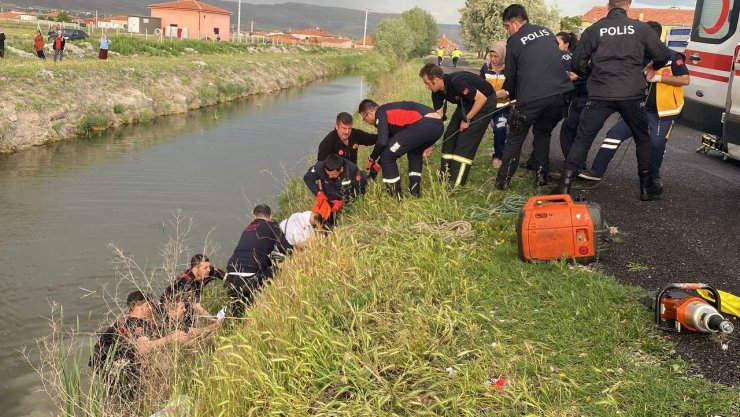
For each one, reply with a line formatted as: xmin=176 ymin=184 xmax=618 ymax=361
xmin=534 ymin=166 xmax=548 ymax=187
xmin=639 ymin=171 xmax=662 ymax=201
xmin=552 ymin=169 xmax=576 ymax=194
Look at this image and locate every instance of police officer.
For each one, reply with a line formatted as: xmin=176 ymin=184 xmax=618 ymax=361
xmin=358 ymin=99 xmax=443 ymax=198
xmin=304 ymin=154 xmax=367 ymax=221
xmin=316 ymin=112 xmax=377 ymax=166
xmin=556 ymin=31 xmax=589 ymax=161
xmin=419 ymin=63 xmax=497 ymax=188
xmin=554 ymin=0 xmax=672 ymax=201
xmin=494 ymin=4 xmax=574 ymax=190
xmin=226 ymin=204 xmax=293 ymax=316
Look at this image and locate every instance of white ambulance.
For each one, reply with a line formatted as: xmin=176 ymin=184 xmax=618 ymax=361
xmin=683 ymin=0 xmax=740 ymax=161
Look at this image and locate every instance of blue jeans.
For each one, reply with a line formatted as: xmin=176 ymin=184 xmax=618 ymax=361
xmin=591 ymin=111 xmax=678 ymax=177
xmin=490 ymin=107 xmax=509 ymax=159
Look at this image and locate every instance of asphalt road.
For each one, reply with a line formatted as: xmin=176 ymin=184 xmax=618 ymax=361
xmin=438 ymin=58 xmax=740 ymax=385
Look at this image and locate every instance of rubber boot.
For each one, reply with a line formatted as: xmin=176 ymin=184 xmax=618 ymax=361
xmin=409 ymin=177 xmax=421 ymax=197
xmin=639 ymin=171 xmax=663 ymax=201
xmin=552 ymin=169 xmax=576 ymax=194
xmin=534 ymin=166 xmax=548 ymax=187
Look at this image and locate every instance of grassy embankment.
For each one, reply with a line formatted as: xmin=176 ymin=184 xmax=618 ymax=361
xmin=0 ymin=20 xmax=374 ymax=153
xmin=168 ymin=61 xmax=740 ymax=416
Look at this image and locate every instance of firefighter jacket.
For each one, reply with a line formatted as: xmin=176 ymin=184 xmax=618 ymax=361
xmin=502 ymin=22 xmax=574 ymax=105
xmin=303 ymin=159 xmax=366 ymax=202
xmin=573 ymin=7 xmax=672 ymax=101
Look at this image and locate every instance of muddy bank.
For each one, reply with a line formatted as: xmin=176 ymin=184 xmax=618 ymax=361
xmin=0 ymin=53 xmax=362 ymax=153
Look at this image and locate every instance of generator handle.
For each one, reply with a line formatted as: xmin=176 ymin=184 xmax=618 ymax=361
xmin=535 ymin=194 xmax=572 ymax=205
xmin=654 ymin=283 xmax=720 ymax=330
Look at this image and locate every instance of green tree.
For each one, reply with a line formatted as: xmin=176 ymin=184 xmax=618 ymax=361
xmin=374 ymin=18 xmax=416 ymax=63
xmin=400 ymin=7 xmax=438 ymax=58
xmin=56 ymin=11 xmax=73 ymax=22
xmin=459 ymin=0 xmax=560 ymax=55
xmin=560 ymin=15 xmax=582 ymax=33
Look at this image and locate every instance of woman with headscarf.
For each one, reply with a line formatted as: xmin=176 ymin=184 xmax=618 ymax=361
xmin=34 ymin=30 xmax=46 ymax=59
xmin=480 ymin=41 xmax=509 ymax=169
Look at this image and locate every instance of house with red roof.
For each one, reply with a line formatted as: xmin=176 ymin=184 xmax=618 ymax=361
xmin=148 ymin=0 xmax=232 ymax=40
xmin=436 ymin=34 xmax=458 ymax=51
xmin=288 ymin=28 xmax=334 ymax=40
xmin=355 ymin=34 xmax=374 ymax=49
xmin=0 ymin=10 xmax=38 ymax=21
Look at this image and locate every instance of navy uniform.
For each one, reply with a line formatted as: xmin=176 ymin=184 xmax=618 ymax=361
xmin=317 ymin=128 xmax=377 ymax=165
xmin=161 ymin=265 xmax=225 ymax=326
xmin=90 ymin=316 xmax=158 ymax=399
xmin=368 ymin=101 xmax=443 ymax=197
xmin=433 ymin=72 xmax=496 ymax=187
xmin=495 ymin=22 xmax=574 ymax=189
xmin=226 ymin=218 xmax=292 ymax=314
xmin=555 ymin=6 xmax=672 ymax=200
xmin=304 ymin=159 xmax=366 ymax=203
xmin=559 ymin=51 xmax=589 ymax=160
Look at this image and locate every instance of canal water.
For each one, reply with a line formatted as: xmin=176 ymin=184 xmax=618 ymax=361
xmin=0 ymin=75 xmax=366 ymax=417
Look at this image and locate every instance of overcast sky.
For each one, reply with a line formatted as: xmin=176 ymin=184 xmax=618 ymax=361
xmin=247 ymin=1 xmax=696 ymax=24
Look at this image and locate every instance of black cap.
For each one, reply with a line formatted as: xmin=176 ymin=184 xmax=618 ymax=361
xmin=126 ymin=290 xmax=153 ymax=307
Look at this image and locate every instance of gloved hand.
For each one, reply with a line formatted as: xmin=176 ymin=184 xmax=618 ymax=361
xmin=366 ymin=159 xmax=381 ymax=180
xmin=316 ymin=191 xmax=328 ymax=204
xmin=330 ymin=199 xmax=344 ymax=212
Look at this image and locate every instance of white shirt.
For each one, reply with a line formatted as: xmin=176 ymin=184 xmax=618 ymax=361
xmin=279 ymin=211 xmax=314 ymax=246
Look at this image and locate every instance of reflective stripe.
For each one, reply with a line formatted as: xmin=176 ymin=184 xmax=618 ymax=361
xmin=495 ymin=120 xmax=507 ymax=128
xmin=450 ymin=154 xmax=473 ymax=165
xmin=341 ymin=180 xmax=351 ymax=185
xmin=409 ymin=171 xmax=422 ymax=177
xmin=454 ymin=162 xmax=470 ymax=187
xmin=382 ymin=176 xmax=401 ymax=183
xmin=601 ymin=144 xmax=619 ymax=150
xmin=441 ymin=153 xmax=454 ymax=160
xmin=226 ymin=272 xmax=256 ymax=278
xmin=603 ymin=138 xmax=621 ymax=144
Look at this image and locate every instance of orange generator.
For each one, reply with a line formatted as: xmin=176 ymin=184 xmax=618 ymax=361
xmin=516 ymin=194 xmax=611 ymax=263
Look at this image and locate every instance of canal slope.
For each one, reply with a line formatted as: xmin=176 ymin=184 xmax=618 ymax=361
xmin=0 ymin=51 xmax=366 ymax=153
xmin=161 ymin=61 xmax=738 ymax=416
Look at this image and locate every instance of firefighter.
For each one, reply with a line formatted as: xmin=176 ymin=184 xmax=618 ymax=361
xmin=316 ymin=112 xmax=377 ymax=167
xmin=225 ymin=204 xmax=293 ymax=316
xmin=554 ymin=0 xmax=672 ymax=201
xmin=578 ymin=21 xmax=690 ymax=187
xmin=419 ymin=63 xmax=497 ymax=188
xmin=494 ymin=4 xmax=574 ymax=190
xmin=358 ymin=99 xmax=443 ymax=198
xmin=304 ymin=154 xmax=366 ymax=221
xmin=89 ymin=291 xmax=188 ymax=400
xmin=161 ymin=254 xmax=225 ymax=326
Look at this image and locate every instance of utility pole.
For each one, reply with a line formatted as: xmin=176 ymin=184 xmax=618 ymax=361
xmin=237 ymin=0 xmax=241 ymax=42
xmin=362 ymin=9 xmax=369 ymax=47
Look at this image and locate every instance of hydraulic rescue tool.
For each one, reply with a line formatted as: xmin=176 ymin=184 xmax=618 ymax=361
xmin=653 ymin=283 xmax=734 ymax=334
xmin=516 ymin=194 xmax=611 ymax=263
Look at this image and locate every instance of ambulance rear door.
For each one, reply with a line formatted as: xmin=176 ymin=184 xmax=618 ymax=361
xmin=682 ymin=0 xmax=740 ymax=135
xmin=722 ymin=40 xmax=740 ymax=159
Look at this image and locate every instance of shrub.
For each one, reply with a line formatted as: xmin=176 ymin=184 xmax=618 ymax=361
xmin=112 ymin=103 xmax=125 ymax=114
xmin=77 ymin=114 xmax=109 ymax=133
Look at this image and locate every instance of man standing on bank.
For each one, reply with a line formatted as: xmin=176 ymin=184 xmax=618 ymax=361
xmin=553 ymin=0 xmax=672 ymax=201
xmin=316 ymin=112 xmax=377 ymax=168
xmin=494 ymin=4 xmax=574 ymax=190
xmin=419 ymin=63 xmax=497 ymax=188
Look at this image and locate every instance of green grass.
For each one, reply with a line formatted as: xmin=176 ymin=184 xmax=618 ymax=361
xmin=77 ymin=114 xmax=109 ymax=133
xmin=164 ymin=61 xmax=739 ymax=416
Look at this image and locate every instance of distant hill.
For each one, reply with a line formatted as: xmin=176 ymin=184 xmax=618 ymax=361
xmin=2 ymin=1 xmax=461 ymax=46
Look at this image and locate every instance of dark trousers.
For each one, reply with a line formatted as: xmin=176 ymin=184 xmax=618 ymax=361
xmin=590 ymin=112 xmax=678 ymax=177
xmin=36 ymin=50 xmax=46 ymax=59
xmin=379 ymin=117 xmax=443 ymax=196
xmin=496 ymin=94 xmax=566 ymax=187
xmin=559 ymin=95 xmax=587 ymax=159
xmin=490 ymin=106 xmax=510 ymax=159
xmin=440 ymin=95 xmax=497 ymax=187
xmin=438 ymin=56 xmax=443 ymax=65
xmin=0 ymin=47 xmax=4 ymax=58
xmin=564 ymin=98 xmax=652 ymax=174
xmin=225 ymin=269 xmax=269 ymax=317
xmin=452 ymin=57 xmax=459 ymax=67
